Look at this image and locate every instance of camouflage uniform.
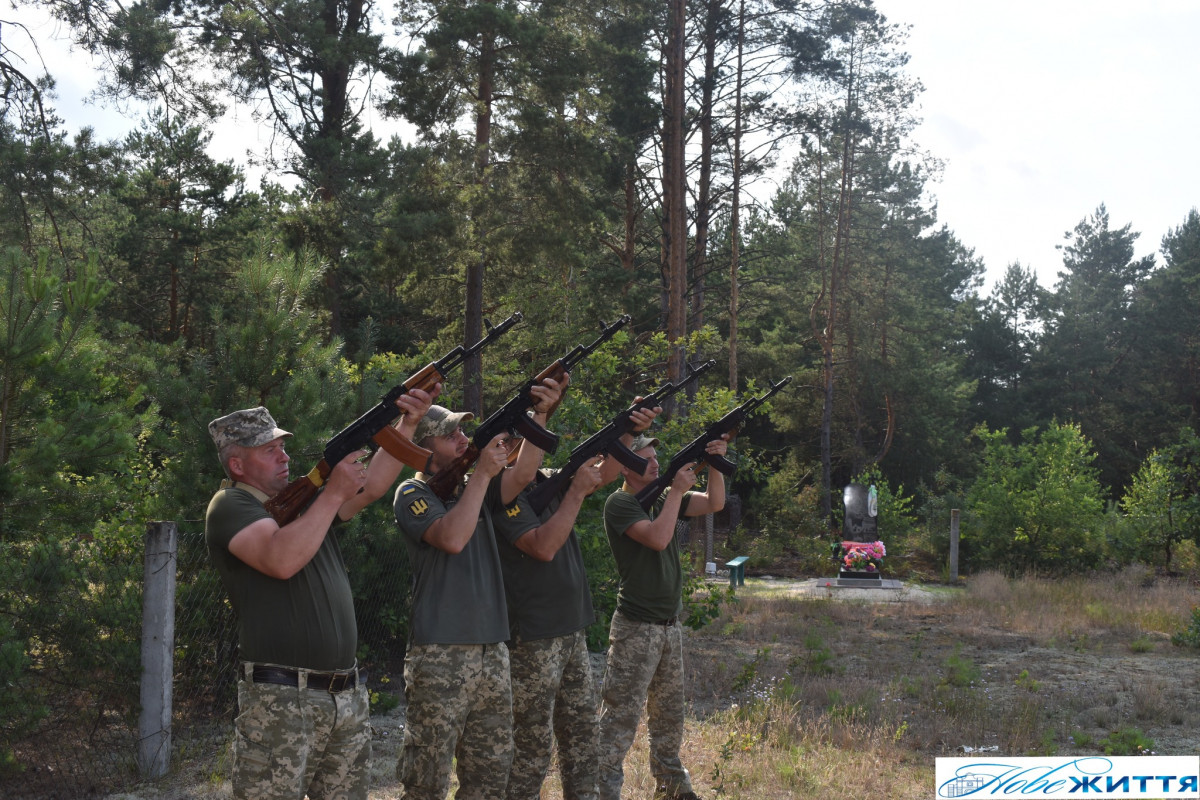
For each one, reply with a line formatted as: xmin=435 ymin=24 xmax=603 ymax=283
xmin=233 ymin=663 xmax=371 ymax=799
xmin=393 ymin=417 xmax=513 ymax=800
xmin=398 ymin=643 xmax=513 ymax=800
xmin=205 ymin=407 xmax=371 ymax=800
xmin=493 ymin=473 xmax=600 ymax=800
xmin=597 ymin=485 xmax=696 ymax=800
xmin=597 ymin=613 xmax=691 ymax=800
xmin=507 ymin=631 xmax=597 ymax=800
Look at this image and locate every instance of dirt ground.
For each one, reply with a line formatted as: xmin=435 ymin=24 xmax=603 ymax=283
xmin=105 ymin=575 xmax=1200 ymax=799
xmin=687 ymin=576 xmax=1200 ymax=756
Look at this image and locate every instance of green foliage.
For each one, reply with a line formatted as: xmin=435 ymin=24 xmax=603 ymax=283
xmin=965 ymin=422 xmax=1106 ymax=575
xmin=682 ymin=566 xmax=734 ymax=631
xmin=1120 ymin=428 xmax=1200 ymax=569
xmin=0 ymin=611 xmax=41 ymax=769
xmin=1169 ymin=606 xmax=1200 ymax=649
xmin=0 ymin=247 xmax=158 ymax=762
xmin=799 ymin=630 xmax=836 ymax=676
xmin=1014 ymin=669 xmax=1040 ymax=693
xmin=1096 ymin=727 xmax=1155 ymax=756
xmin=159 ymin=239 xmax=352 ymax=520
xmin=940 ymin=646 xmax=981 ymax=688
xmin=731 ymin=647 xmax=771 ymax=693
xmin=574 ymin=494 xmax=620 ymax=652
xmin=751 ymin=459 xmax=826 ymax=555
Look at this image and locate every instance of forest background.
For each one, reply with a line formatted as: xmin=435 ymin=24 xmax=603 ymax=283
xmin=3 ymin=0 xmax=1200 ymax=791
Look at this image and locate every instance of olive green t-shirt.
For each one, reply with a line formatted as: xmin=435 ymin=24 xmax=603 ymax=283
xmin=493 ymin=469 xmax=595 ymax=641
xmin=602 ymin=487 xmax=693 ymax=624
xmin=394 ymin=475 xmax=509 ymax=646
xmin=205 ymin=482 xmax=357 ymax=671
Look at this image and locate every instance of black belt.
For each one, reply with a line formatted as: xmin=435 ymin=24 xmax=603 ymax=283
xmin=251 ymin=665 xmax=365 ymax=693
xmin=619 ymin=609 xmax=679 ymax=627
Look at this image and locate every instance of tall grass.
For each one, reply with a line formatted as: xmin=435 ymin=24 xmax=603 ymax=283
xmin=535 ymin=570 xmax=1198 ymax=800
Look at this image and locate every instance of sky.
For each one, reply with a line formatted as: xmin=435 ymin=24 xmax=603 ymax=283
xmin=8 ymin=1 xmax=1200 ymax=292
xmin=871 ymin=0 xmax=1200 ymax=289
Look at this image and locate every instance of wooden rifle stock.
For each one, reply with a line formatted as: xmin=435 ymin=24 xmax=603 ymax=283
xmin=263 ymin=311 xmax=523 ymax=524
xmin=264 ymin=460 xmax=334 ymax=525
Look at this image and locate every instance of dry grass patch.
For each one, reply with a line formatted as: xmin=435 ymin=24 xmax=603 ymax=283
xmin=669 ymin=570 xmax=1200 ymax=797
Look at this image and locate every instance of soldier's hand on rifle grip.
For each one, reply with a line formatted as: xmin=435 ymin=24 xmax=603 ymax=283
xmin=706 ymin=434 xmax=731 ymax=458
xmin=628 ymin=400 xmax=661 ymax=433
xmin=475 ymin=434 xmax=511 ymax=480
xmin=326 ymin=450 xmax=371 ymax=503
xmin=671 ymin=462 xmax=700 ymax=492
xmin=568 ymin=458 xmax=605 ymax=498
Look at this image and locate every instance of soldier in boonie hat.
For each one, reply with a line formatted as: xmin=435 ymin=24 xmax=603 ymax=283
xmin=413 ymin=404 xmax=474 ymax=445
xmin=208 ymin=406 xmax=292 ymax=454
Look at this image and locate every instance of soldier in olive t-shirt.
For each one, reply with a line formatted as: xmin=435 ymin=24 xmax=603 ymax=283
xmin=596 ymin=433 xmax=728 ymax=800
xmin=204 ymin=394 xmax=434 ymax=800
xmin=207 ymin=483 xmax=357 ymax=670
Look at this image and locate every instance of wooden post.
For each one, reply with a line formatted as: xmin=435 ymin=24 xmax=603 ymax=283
xmin=949 ymin=509 xmax=960 ymax=584
xmin=704 ymin=513 xmax=714 ymax=565
xmin=138 ymin=521 xmax=176 ymax=778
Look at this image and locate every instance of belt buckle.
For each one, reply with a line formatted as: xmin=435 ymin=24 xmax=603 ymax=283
xmin=326 ymin=672 xmax=351 ymax=693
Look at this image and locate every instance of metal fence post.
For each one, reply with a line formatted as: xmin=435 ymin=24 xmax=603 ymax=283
xmin=138 ymin=521 xmax=177 ymax=778
xmin=949 ymin=509 xmax=960 ymax=583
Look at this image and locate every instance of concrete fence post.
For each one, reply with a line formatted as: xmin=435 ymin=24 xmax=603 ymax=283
xmin=138 ymin=521 xmax=176 ymax=778
xmin=949 ymin=509 xmax=960 ymax=584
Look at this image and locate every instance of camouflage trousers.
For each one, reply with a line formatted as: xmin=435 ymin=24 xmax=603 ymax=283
xmin=506 ymin=630 xmax=598 ymax=800
xmin=596 ymin=612 xmax=692 ymax=800
xmin=232 ymin=662 xmax=371 ymax=800
xmin=399 ymin=642 xmax=513 ymax=800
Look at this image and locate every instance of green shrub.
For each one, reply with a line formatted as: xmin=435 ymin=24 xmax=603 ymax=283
xmin=1097 ymin=727 xmax=1155 ymax=755
xmin=965 ymin=423 xmax=1106 ymax=575
xmin=1170 ymin=606 xmax=1200 ymax=649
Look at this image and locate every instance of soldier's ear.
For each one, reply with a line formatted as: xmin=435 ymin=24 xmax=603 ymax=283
xmin=227 ymin=455 xmax=245 ymax=480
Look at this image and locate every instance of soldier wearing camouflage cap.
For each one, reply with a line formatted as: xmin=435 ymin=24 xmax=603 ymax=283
xmin=390 ymin=377 xmax=566 ymax=800
xmin=204 ymin=388 xmax=436 ymax=800
xmin=596 ymin=430 xmax=730 ymax=800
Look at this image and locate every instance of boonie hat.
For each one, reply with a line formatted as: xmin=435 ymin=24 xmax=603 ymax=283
xmin=414 ymin=405 xmax=474 ymax=444
xmin=208 ymin=407 xmax=292 ymax=451
xmin=630 ymin=433 xmax=660 ymax=451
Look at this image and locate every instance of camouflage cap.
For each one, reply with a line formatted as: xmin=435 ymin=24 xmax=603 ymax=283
xmin=208 ymin=407 xmax=292 ymax=452
xmin=413 ymin=404 xmax=474 ymax=444
xmin=630 ymin=433 xmax=660 ymax=451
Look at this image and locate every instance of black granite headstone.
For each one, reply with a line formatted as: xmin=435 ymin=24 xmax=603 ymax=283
xmin=842 ymin=483 xmax=878 ymax=542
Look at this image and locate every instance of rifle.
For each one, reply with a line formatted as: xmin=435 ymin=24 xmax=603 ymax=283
xmin=264 ymin=311 xmax=524 ymax=525
xmin=525 ymin=359 xmax=716 ymax=514
xmin=634 ymin=375 xmax=792 ymax=511
xmin=427 ymin=315 xmax=632 ymax=499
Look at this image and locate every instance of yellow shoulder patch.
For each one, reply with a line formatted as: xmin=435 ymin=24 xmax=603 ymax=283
xmin=401 ymin=485 xmax=417 ymax=496
xmin=505 ymin=503 xmax=522 ymax=519
xmin=408 ymin=498 xmax=430 ymax=517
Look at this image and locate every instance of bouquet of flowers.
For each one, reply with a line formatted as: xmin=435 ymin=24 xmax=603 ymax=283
xmin=841 ymin=540 xmax=886 ymax=572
